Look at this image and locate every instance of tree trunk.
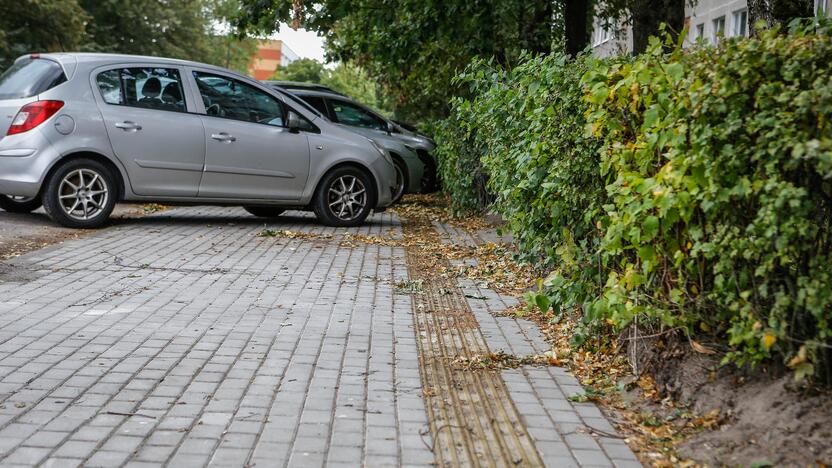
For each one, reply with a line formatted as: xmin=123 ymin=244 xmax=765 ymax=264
xmin=523 ymin=0 xmax=556 ymax=55
xmin=631 ymin=0 xmax=686 ymax=54
xmin=564 ymin=0 xmax=591 ymax=56
xmin=748 ymin=0 xmax=813 ymax=35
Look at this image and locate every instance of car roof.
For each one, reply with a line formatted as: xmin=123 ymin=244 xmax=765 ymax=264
xmin=287 ymin=88 xmax=354 ymax=101
xmin=31 ymin=52 xmax=235 ymax=74
xmin=265 ymin=80 xmax=346 ymax=96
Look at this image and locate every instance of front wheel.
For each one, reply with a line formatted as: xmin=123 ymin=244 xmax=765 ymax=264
xmin=312 ymin=167 xmax=374 ymax=227
xmin=244 ymin=206 xmax=285 ymax=218
xmin=42 ymin=159 xmax=116 ymax=229
xmin=392 ymin=159 xmax=408 ymax=204
xmin=0 ymin=195 xmax=42 ymax=213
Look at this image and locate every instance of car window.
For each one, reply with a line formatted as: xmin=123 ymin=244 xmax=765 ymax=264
xmin=194 ymin=72 xmax=285 ymax=126
xmin=0 ymin=58 xmax=66 ymax=100
xmin=299 ymin=96 xmax=329 ymax=116
xmin=96 ymin=68 xmax=186 ymax=113
xmin=330 ymin=99 xmax=386 ymax=130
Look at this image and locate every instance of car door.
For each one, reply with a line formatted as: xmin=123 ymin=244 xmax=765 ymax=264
xmin=189 ymin=70 xmax=311 ymax=200
xmin=94 ymin=66 xmax=205 ymax=197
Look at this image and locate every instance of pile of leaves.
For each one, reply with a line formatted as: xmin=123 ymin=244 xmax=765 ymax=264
xmin=257 ymin=229 xmax=332 ymax=240
xmin=449 ymin=350 xmax=558 ymax=371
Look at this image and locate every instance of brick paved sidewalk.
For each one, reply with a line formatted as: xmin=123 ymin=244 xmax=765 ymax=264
xmin=0 ymin=207 xmax=639 ymax=467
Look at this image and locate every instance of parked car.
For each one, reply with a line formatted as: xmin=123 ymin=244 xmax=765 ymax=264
xmin=266 ymin=83 xmax=439 ymax=194
xmin=0 ymin=53 xmax=398 ymax=228
xmin=265 ymin=84 xmax=420 ymax=203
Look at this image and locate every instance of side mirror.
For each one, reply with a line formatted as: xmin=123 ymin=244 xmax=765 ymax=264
xmin=386 ymin=121 xmax=396 ymax=134
xmin=287 ymin=111 xmax=301 ymax=134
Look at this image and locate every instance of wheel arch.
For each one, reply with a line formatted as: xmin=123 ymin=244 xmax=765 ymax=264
xmin=312 ymin=161 xmax=380 ymax=209
xmin=42 ymin=151 xmax=126 ymax=201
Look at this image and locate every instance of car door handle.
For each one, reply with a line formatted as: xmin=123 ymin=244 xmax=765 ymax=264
xmin=114 ymin=121 xmax=142 ymax=131
xmin=210 ymin=133 xmax=236 ymax=142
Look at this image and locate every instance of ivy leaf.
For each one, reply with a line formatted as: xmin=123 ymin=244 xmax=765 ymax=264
xmin=642 ymin=216 xmax=659 ymax=241
xmin=534 ymin=294 xmax=551 ymax=313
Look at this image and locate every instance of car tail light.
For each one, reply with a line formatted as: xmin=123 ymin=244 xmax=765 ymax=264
xmin=7 ymin=100 xmax=64 ymax=136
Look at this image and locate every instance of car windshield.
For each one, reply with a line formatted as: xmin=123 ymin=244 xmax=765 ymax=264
xmin=0 ymin=58 xmax=66 ymax=100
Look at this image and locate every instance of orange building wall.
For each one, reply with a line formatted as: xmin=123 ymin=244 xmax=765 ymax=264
xmin=248 ymin=40 xmax=284 ymax=80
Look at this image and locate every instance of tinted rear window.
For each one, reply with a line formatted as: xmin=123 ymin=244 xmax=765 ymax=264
xmin=0 ymin=58 xmax=67 ymax=100
xmin=300 ymin=96 xmax=329 ymax=116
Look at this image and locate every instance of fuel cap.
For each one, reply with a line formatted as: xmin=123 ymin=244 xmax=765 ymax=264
xmin=54 ymin=115 xmax=75 ymax=135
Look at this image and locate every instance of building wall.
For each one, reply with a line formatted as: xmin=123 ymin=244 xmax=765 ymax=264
xmin=686 ymin=0 xmax=748 ymax=45
xmin=590 ymin=16 xmax=633 ymax=57
xmin=590 ymin=0 xmax=751 ymax=56
xmin=247 ymin=40 xmax=299 ymax=80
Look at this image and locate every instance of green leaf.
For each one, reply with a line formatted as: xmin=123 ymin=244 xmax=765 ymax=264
xmin=642 ymin=216 xmax=659 ymax=241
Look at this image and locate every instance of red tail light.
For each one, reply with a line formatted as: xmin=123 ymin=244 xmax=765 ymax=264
xmin=7 ymin=100 xmax=64 ymax=136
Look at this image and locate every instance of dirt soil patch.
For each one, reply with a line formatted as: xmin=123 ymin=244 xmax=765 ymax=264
xmin=0 ymin=204 xmax=148 ymax=260
xmin=635 ymin=337 xmax=832 ymax=467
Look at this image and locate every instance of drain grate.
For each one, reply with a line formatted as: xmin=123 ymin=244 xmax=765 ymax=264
xmin=404 ymin=224 xmax=543 ymax=467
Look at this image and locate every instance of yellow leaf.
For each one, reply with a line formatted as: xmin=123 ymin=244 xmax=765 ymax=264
xmin=787 ymin=345 xmax=807 ymax=368
xmin=761 ymin=333 xmax=776 ymax=350
xmin=691 ymin=340 xmax=716 ymax=355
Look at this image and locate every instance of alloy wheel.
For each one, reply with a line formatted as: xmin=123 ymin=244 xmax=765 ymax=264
xmin=393 ymin=164 xmax=406 ymax=201
xmin=58 ymin=168 xmax=109 ymax=221
xmin=327 ymin=175 xmax=367 ymax=221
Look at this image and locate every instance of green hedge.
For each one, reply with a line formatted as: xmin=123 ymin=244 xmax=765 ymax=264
xmin=436 ymin=19 xmax=832 ymax=382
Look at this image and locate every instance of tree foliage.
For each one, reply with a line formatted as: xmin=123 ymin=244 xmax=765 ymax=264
xmin=237 ymin=0 xmax=556 ymax=121
xmin=0 ymin=0 xmax=88 ymax=68
xmin=0 ymin=0 xmax=257 ymax=72
xmin=272 ymin=57 xmax=326 ymax=82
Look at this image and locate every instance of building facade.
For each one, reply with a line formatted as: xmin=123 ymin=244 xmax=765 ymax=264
xmin=247 ymin=40 xmax=299 ymax=80
xmin=591 ymin=0 xmax=829 ymax=57
xmin=591 ymin=0 xmax=750 ymax=57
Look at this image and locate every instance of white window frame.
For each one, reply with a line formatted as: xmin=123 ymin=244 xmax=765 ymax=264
xmin=712 ymin=16 xmax=726 ymax=43
xmin=695 ymin=23 xmax=706 ymax=42
xmin=732 ymin=9 xmax=748 ymax=37
xmin=592 ymin=21 xmax=614 ymax=47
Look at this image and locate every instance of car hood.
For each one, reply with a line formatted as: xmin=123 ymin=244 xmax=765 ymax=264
xmin=336 ymin=125 xmax=415 ymax=154
xmin=393 ymin=131 xmax=436 ymax=152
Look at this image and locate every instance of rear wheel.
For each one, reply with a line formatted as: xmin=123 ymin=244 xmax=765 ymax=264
xmin=392 ymin=159 xmax=408 ymax=204
xmin=313 ymin=166 xmax=374 ymax=227
xmin=419 ymin=153 xmax=438 ymax=193
xmin=244 ymin=206 xmax=285 ymax=218
xmin=0 ymin=195 xmax=42 ymax=213
xmin=42 ymin=159 xmax=116 ymax=229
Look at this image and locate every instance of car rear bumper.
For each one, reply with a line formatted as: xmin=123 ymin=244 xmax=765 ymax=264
xmin=0 ymin=130 xmax=55 ymax=198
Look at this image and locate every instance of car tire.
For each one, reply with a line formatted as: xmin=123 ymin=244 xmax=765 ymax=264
xmin=312 ymin=166 xmax=375 ymax=227
xmin=392 ymin=159 xmax=408 ymax=204
xmin=42 ymin=158 xmax=116 ymax=229
xmin=244 ymin=206 xmax=285 ymax=218
xmin=0 ymin=195 xmax=42 ymax=213
xmin=420 ymin=156 xmax=438 ymax=193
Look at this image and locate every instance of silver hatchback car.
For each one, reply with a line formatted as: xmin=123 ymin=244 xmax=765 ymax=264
xmin=0 ymin=53 xmax=398 ymax=228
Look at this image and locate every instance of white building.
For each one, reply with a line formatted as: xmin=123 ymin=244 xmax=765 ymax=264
xmin=591 ymin=0 xmax=830 ymax=57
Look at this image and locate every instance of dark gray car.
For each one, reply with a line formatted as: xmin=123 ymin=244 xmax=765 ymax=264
xmin=0 ymin=53 xmax=398 ymax=228
xmin=265 ymin=83 xmax=438 ymax=194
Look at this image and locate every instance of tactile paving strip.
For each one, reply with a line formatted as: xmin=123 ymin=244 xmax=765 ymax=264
xmin=404 ymin=225 xmax=544 ymax=467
